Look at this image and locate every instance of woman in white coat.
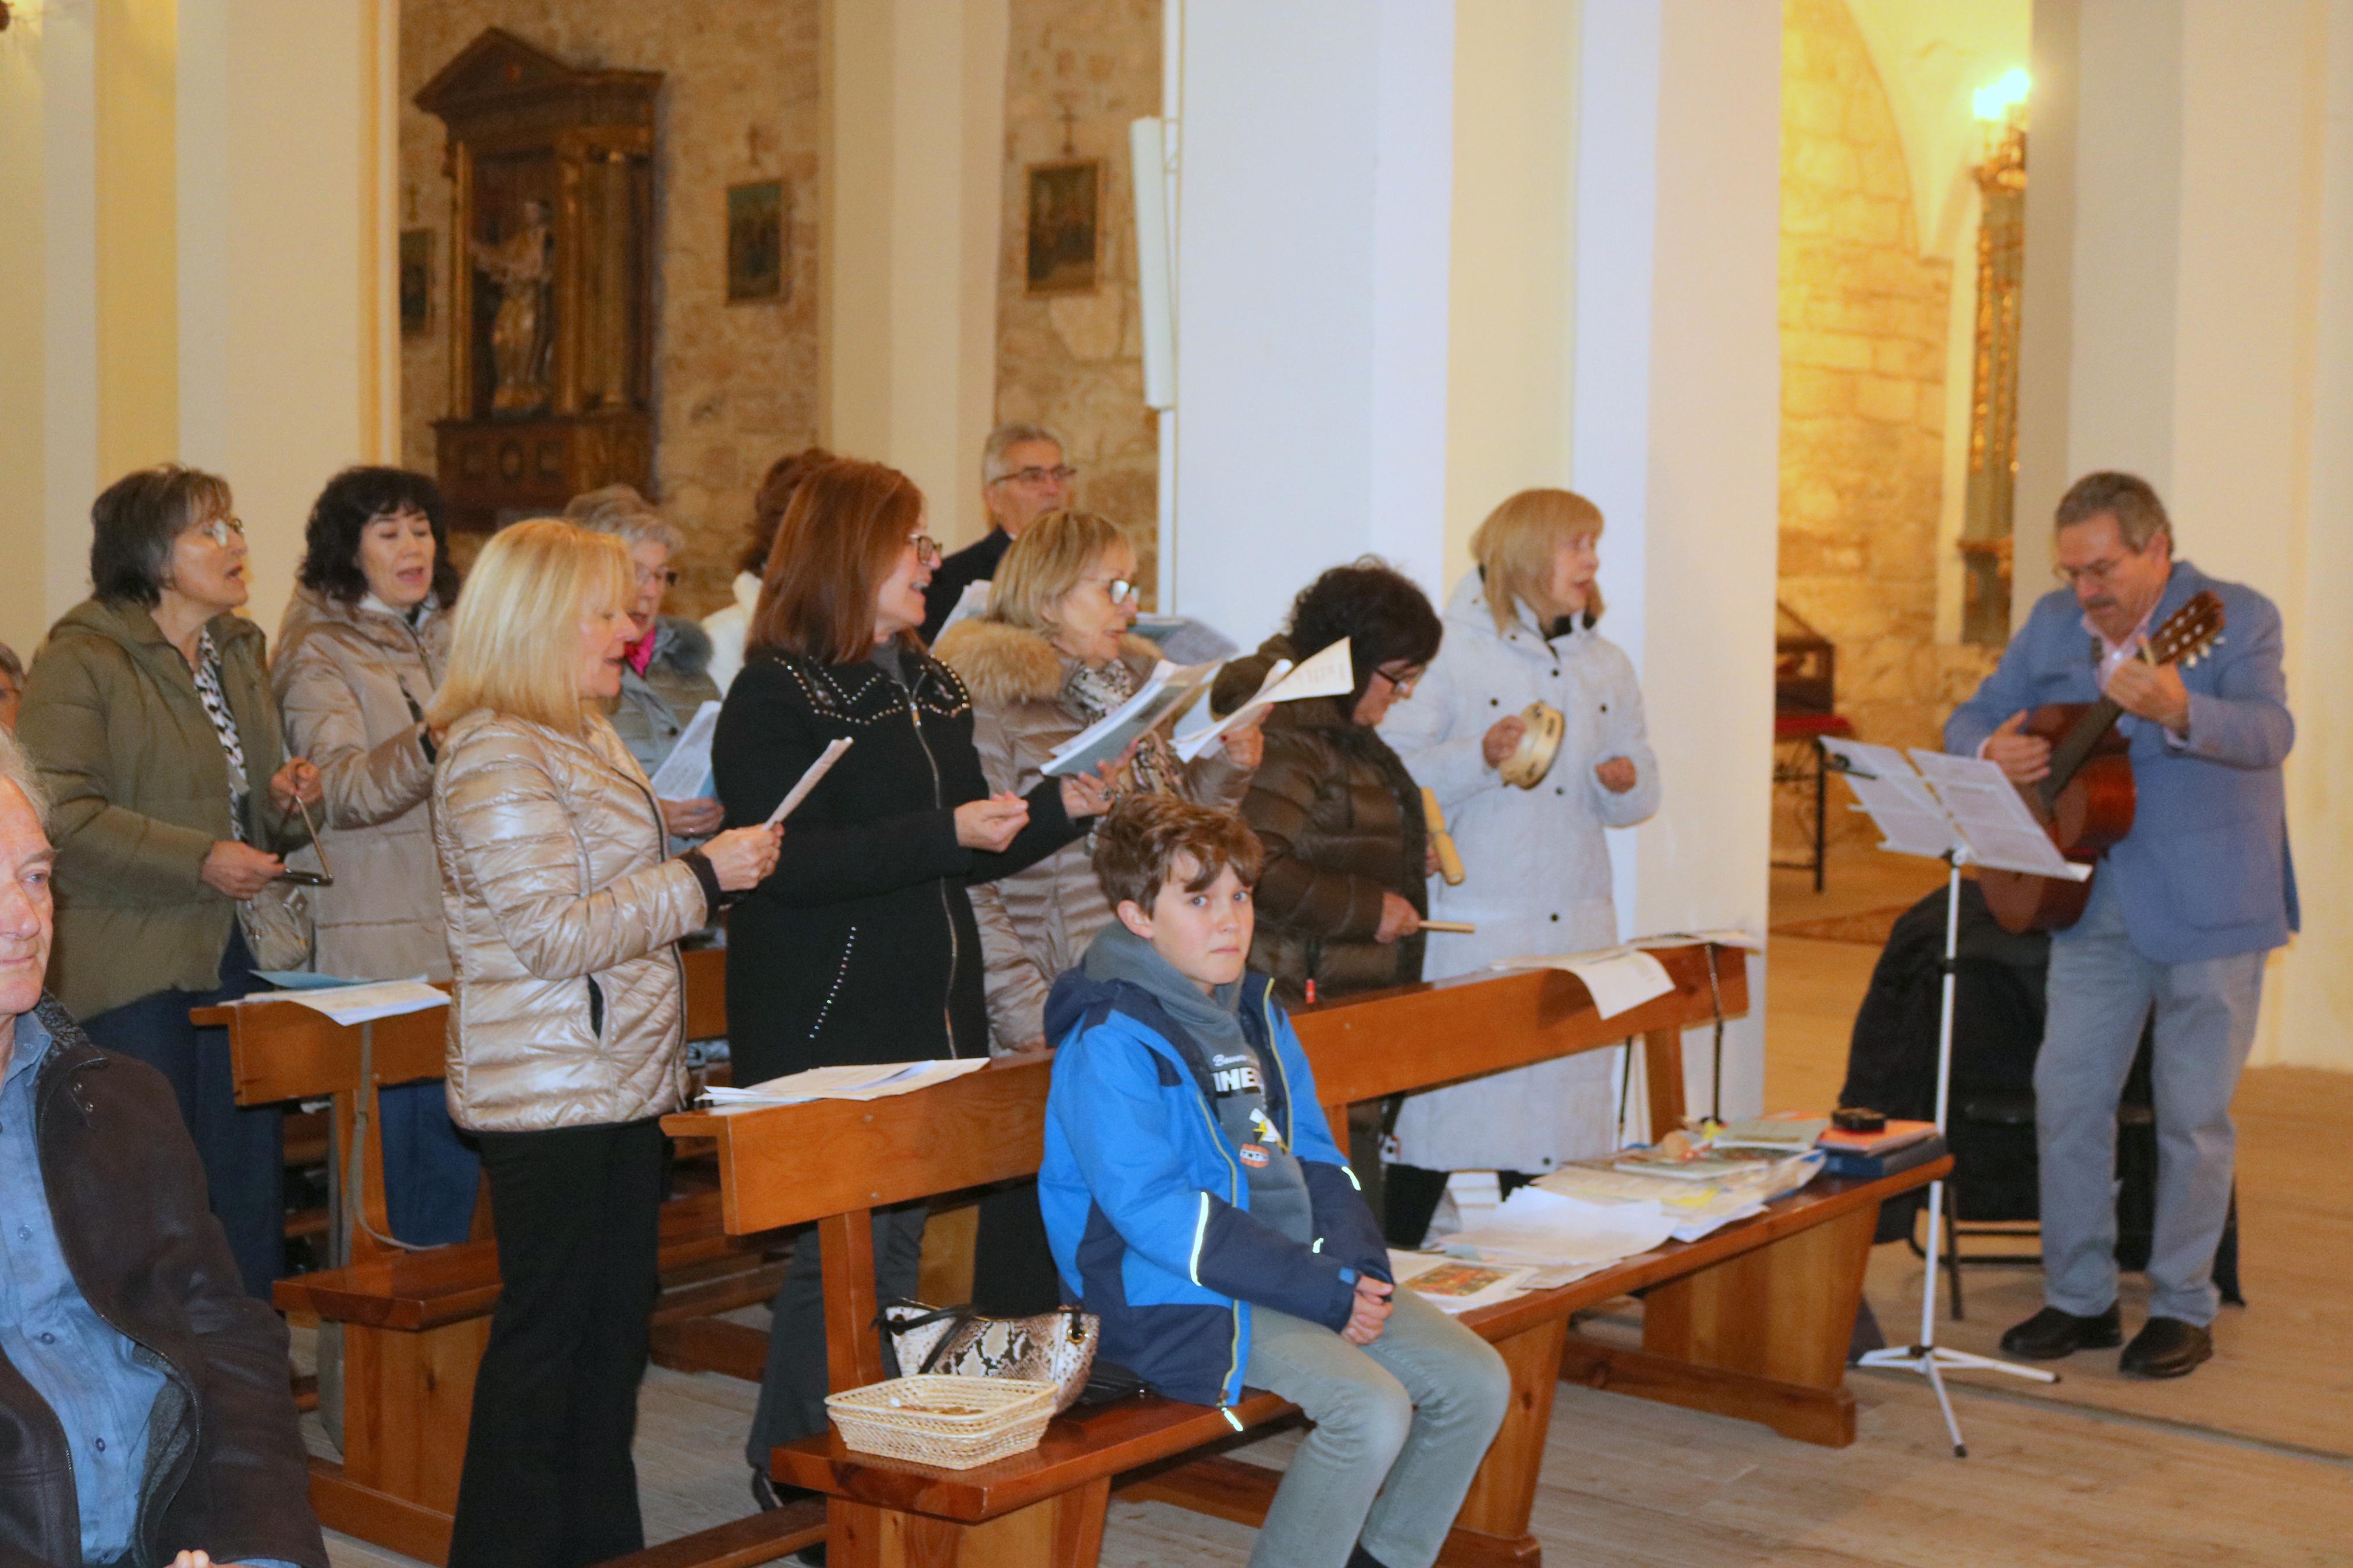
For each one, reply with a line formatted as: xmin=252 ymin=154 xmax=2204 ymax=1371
xmin=1378 ymin=488 xmax=1660 ymax=1245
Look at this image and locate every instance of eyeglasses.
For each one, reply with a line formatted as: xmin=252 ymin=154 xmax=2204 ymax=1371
xmin=909 ymin=534 xmax=944 ymax=567
xmin=633 ymin=566 xmax=681 ymax=589
xmin=991 ymin=465 xmax=1077 ymax=487
xmin=1084 ymin=575 xmax=1140 ymax=606
xmin=2051 ymin=553 xmax=2136 ymax=588
xmin=194 ymin=517 xmax=246 ymax=548
xmin=1374 ymin=663 xmax=1424 ymax=696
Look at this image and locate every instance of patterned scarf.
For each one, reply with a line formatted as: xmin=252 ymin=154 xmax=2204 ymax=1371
xmin=1061 ymin=657 xmax=1186 ymax=806
xmin=187 ymin=628 xmax=251 ymax=841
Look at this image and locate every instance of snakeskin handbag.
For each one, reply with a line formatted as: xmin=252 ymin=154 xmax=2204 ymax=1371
xmin=879 ymin=1300 xmax=1102 ymax=1413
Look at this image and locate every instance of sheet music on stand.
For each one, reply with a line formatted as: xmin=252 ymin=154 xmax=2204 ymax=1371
xmin=1818 ymin=738 xmax=1960 ymax=859
xmin=1819 ymin=738 xmax=2090 ymax=880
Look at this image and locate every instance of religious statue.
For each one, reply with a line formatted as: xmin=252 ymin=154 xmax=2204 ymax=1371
xmin=471 ymin=200 xmax=554 ymax=415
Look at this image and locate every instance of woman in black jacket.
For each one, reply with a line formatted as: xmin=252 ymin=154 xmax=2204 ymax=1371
xmin=714 ymin=456 xmax=1105 ymax=1506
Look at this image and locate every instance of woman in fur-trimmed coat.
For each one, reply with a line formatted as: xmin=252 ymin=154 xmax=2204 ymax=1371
xmin=934 ymin=512 xmax=1259 ymax=1055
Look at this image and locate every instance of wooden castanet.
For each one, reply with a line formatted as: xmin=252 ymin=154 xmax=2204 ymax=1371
xmin=1977 ymin=701 xmax=2132 ymax=934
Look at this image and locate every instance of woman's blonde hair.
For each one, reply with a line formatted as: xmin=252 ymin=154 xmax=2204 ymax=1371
xmin=1471 ymin=488 xmax=1605 ymax=633
xmin=428 ymin=518 xmax=633 ymax=735
xmin=986 ymin=510 xmax=1132 ymax=636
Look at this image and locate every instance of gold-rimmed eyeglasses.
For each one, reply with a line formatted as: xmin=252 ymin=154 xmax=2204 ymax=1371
xmin=909 ymin=534 xmax=944 ymax=568
xmin=196 ymin=516 xmax=247 ymax=549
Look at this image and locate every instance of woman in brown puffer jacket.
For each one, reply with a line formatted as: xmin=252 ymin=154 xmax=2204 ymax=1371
xmin=934 ymin=510 xmax=1262 ymax=1055
xmin=275 ymin=466 xmax=475 ymax=1246
xmin=428 ymin=519 xmax=779 ymax=1568
xmin=1210 ymin=561 xmax=1445 ymax=1006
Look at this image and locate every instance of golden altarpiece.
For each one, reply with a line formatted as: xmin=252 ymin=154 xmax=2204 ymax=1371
xmin=417 ymin=29 xmax=659 ymax=529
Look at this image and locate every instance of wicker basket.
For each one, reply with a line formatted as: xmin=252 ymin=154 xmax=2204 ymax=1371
xmin=824 ymin=1375 xmax=1057 ymax=1470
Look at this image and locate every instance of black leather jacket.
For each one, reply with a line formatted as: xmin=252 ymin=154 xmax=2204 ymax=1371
xmin=0 ymin=998 xmax=326 ymax=1568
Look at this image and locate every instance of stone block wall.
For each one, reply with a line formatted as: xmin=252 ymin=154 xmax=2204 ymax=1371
xmin=994 ymin=0 xmax=1162 ymax=603
xmin=1779 ymin=0 xmax=1995 ymax=762
xmin=399 ymin=0 xmax=821 ymax=619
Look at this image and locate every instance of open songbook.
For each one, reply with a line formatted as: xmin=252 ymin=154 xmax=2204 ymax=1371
xmin=1042 ymin=660 xmax=1224 ymax=777
xmin=1171 ymin=637 xmax=1355 ymax=762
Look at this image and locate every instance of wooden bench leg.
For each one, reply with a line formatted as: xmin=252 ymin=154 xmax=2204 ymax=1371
xmin=1447 ymin=1317 xmax=1562 ymax=1564
xmin=334 ymin=1315 xmax=488 ymax=1557
xmin=1561 ymin=1200 xmax=1876 ymax=1447
xmin=829 ymin=1477 xmax=1109 ymax=1568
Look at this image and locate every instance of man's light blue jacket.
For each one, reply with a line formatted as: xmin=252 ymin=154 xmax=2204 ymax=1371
xmin=1943 ymin=559 xmax=2296 ymax=962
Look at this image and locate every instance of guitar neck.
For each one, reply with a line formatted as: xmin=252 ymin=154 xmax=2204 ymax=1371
xmin=2038 ymin=696 xmax=2125 ymax=813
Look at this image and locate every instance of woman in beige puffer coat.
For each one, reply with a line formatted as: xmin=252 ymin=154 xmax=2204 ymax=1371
xmin=934 ymin=511 xmax=1259 ymax=1056
xmin=428 ymin=520 xmax=779 ymax=1568
xmin=275 ymin=466 xmax=473 ymax=1244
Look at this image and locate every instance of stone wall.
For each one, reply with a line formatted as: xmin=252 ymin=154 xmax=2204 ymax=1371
xmin=399 ymin=0 xmax=821 ymax=618
xmin=993 ymin=0 xmax=1162 ymax=603
xmin=1778 ymin=0 xmax=1994 ymax=756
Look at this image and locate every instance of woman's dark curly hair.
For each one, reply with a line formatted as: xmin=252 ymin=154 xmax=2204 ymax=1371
xmin=298 ymin=467 xmax=462 ymax=607
xmin=1287 ymin=558 xmax=1443 ymax=703
xmin=741 ymin=446 xmax=838 ymax=577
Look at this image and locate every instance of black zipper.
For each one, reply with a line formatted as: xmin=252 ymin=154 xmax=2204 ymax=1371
xmin=903 ymin=674 xmax=960 ymax=1058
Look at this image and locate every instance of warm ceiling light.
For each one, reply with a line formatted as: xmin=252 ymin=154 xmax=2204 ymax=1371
xmin=1974 ymin=67 xmax=2031 ymax=123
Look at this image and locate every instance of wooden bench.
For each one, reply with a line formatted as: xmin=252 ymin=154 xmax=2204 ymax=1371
xmin=663 ymin=943 xmax=1948 ymax=1567
xmin=208 ymin=947 xmax=798 ymax=1566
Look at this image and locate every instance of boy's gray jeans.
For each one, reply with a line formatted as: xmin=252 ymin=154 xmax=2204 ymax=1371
xmin=1243 ymin=1286 xmax=1511 ymax=1568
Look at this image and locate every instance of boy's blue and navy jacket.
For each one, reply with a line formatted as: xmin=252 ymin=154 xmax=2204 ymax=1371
xmin=1037 ymin=964 xmax=1392 ymax=1410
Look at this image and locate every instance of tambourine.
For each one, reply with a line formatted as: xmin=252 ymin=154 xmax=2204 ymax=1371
xmin=1499 ymin=702 xmax=1564 ymax=790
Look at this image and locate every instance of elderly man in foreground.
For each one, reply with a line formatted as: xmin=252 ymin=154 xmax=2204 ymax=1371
xmin=0 ymin=727 xmax=325 ymax=1568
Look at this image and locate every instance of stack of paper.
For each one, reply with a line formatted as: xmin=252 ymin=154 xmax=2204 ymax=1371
xmin=701 ymin=1059 xmax=989 ymax=1109
xmin=1438 ymin=1185 xmax=1678 ymax=1269
xmin=247 ymin=979 xmax=447 ymax=1026
xmin=1172 ymin=638 xmax=1355 ymax=762
xmin=1712 ymin=1114 xmax=1832 ymax=1154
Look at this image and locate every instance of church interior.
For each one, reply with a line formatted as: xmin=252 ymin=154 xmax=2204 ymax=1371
xmin=3 ymin=1 xmax=2351 ymax=1565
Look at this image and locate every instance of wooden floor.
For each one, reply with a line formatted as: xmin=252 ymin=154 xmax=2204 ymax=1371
xmin=320 ymin=841 xmax=2353 ymax=1566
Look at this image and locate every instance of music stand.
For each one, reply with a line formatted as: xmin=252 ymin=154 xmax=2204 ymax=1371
xmin=1821 ymin=739 xmax=2077 ymax=1456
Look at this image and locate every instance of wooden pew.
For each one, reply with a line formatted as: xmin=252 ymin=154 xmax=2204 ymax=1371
xmin=206 ymin=946 xmax=799 ymax=1566
xmin=662 ymin=944 xmax=1946 ymax=1568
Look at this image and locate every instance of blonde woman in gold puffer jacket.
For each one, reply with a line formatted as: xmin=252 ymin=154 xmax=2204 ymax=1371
xmin=428 ymin=519 xmax=779 ymax=1568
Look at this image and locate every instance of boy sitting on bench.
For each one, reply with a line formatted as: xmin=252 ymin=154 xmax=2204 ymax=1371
xmin=1039 ymin=795 xmax=1509 ymax=1568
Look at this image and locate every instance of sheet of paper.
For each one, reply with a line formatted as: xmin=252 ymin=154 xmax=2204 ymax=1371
xmin=1623 ymin=927 xmax=1764 ymax=954
xmin=1043 ymin=660 xmax=1223 ymax=777
xmin=937 ymin=579 xmax=994 ymax=638
xmin=254 ymin=979 xmax=447 ymax=1026
xmin=702 ymin=1058 xmax=989 ymax=1108
xmin=1386 ymin=1250 xmax=1538 ymax=1314
xmin=765 ymin=737 xmax=854 ymax=827
xmin=1173 ymin=638 xmax=1354 ymax=762
xmin=251 ymin=969 xmax=373 ymax=991
xmin=649 ymin=701 xmax=722 ymax=801
xmin=1907 ymin=748 xmax=2094 ymax=879
xmin=1439 ymin=1185 xmax=1678 ymax=1268
xmin=1819 ymin=738 xmax=1960 ymax=860
xmin=1131 ymin=614 xmax=1240 ymax=664
xmin=1488 ymin=947 xmax=1674 ymax=1019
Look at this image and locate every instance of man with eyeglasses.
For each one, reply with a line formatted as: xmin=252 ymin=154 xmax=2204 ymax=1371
xmin=1944 ymin=471 xmax=2295 ymax=1381
xmin=919 ymin=422 xmax=1076 ymax=641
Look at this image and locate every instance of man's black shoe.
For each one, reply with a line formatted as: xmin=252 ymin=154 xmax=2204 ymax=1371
xmin=1998 ymin=1303 xmax=2123 ymax=1360
xmin=2120 ymin=1316 xmax=2213 ymax=1378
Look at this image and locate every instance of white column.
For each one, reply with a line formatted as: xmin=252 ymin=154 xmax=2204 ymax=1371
xmin=1168 ymin=0 xmax=1454 ymax=639
xmin=1572 ymin=0 xmax=1783 ymax=1119
xmin=820 ymin=0 xmax=1009 ymax=550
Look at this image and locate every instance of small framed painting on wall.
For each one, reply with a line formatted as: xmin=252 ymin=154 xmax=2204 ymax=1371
xmin=727 ymin=179 xmax=788 ymax=304
xmin=399 ymin=229 xmax=433 ymax=337
xmin=1025 ymin=159 xmax=1100 ymax=295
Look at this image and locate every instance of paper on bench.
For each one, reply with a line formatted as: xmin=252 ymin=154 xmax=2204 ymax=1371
xmin=1623 ymin=927 xmax=1763 ymax=954
xmin=702 ymin=1058 xmax=988 ymax=1108
xmin=1907 ymin=748 xmax=2094 ymax=880
xmin=253 ymin=978 xmax=446 ymax=1026
xmin=1386 ymin=1250 xmax=1537 ymax=1315
xmin=649 ymin=701 xmax=721 ymax=801
xmin=1172 ymin=637 xmax=1354 ymax=762
xmin=765 ymin=737 xmax=854 ymax=827
xmin=1438 ymin=1185 xmax=1677 ymax=1268
xmin=1486 ymin=946 xmax=1673 ymax=1019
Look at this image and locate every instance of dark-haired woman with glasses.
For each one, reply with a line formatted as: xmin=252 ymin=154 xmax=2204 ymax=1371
xmin=18 ymin=464 xmax=323 ymax=1297
xmin=712 ymin=457 xmax=1109 ymax=1503
xmin=273 ymin=464 xmax=479 ymax=1246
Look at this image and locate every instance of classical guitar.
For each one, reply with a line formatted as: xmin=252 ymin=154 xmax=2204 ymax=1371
xmin=1978 ymin=590 xmax=2226 ymax=935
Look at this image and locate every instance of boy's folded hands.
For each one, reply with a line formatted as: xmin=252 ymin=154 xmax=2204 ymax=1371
xmin=1341 ymin=1275 xmax=1394 ymax=1345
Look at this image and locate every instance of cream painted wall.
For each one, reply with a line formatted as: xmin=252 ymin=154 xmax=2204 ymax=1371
xmin=1844 ymin=0 xmax=2030 ymax=261
xmin=1441 ymin=0 xmax=1578 ymax=593
xmin=821 ymin=0 xmax=1009 ymax=550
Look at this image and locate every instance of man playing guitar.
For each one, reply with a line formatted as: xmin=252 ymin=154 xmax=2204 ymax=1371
xmin=1946 ymin=471 xmax=2296 ymax=1379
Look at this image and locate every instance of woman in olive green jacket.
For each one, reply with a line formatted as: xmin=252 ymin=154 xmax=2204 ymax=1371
xmin=17 ymin=464 xmax=322 ymax=1298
